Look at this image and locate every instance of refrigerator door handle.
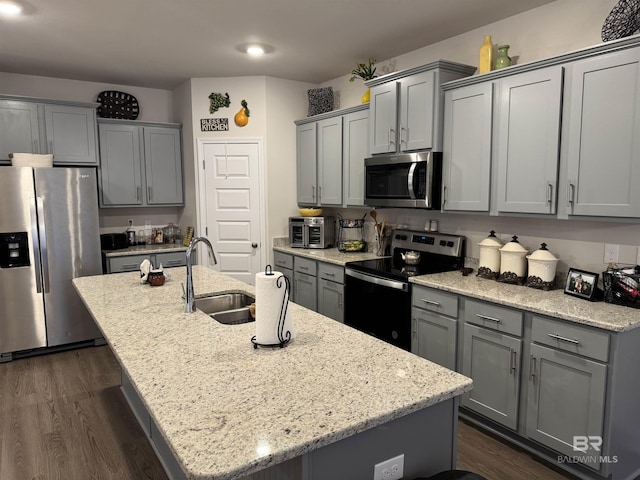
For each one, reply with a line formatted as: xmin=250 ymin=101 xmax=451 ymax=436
xmin=36 ymin=196 xmax=51 ymax=293
xmin=29 ymin=196 xmax=43 ymax=293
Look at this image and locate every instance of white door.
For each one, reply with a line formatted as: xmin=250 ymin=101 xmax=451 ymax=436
xmin=198 ymin=140 xmax=264 ymax=285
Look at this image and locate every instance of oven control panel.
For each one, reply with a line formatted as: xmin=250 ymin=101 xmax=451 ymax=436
xmin=391 ymin=229 xmax=464 ymax=257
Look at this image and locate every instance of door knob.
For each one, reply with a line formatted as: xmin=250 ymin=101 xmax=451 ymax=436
xmin=251 ymin=242 xmax=258 ymax=248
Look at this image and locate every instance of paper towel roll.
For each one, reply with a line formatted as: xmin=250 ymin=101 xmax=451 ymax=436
xmin=255 ymin=271 xmax=295 ymax=345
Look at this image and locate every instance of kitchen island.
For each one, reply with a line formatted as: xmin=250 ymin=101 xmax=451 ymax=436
xmin=73 ymin=266 xmax=472 ymax=480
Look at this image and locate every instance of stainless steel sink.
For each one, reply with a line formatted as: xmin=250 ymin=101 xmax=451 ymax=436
xmin=195 ymin=293 xmax=255 ymax=325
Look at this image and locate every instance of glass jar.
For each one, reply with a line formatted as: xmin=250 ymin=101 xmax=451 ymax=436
xmin=163 ymin=223 xmax=179 ymax=244
xmin=337 ymin=214 xmax=366 ymax=252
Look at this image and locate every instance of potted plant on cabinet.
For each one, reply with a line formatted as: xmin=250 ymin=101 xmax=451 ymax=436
xmin=349 ymin=58 xmax=377 ymax=103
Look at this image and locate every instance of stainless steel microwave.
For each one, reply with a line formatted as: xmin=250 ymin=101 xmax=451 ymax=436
xmin=289 ymin=216 xmax=335 ymax=249
xmin=364 ymin=152 xmax=442 ymax=208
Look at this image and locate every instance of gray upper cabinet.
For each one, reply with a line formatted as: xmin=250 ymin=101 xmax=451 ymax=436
xmin=0 ymin=96 xmax=98 ymax=165
xmin=43 ymin=104 xmax=98 ymax=165
xmin=317 ymin=116 xmax=343 ymax=206
xmin=296 ymin=122 xmax=317 ymax=205
xmin=295 ymin=105 xmax=369 ymax=207
xmin=342 ymin=108 xmax=369 ymax=206
xmin=368 ymin=61 xmax=475 ymax=155
xmin=0 ymin=100 xmax=39 ymax=159
xmin=98 ymin=120 xmax=183 ymax=207
xmin=442 ymin=83 xmax=493 ymax=212
xmin=495 ymin=67 xmax=563 ymax=214
xmin=564 ymin=48 xmax=640 ymax=218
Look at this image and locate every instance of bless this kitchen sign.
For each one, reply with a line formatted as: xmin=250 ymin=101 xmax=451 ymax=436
xmin=200 ymin=118 xmax=229 ymax=131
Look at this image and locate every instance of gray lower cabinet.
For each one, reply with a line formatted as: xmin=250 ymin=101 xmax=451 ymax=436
xmin=98 ymin=119 xmax=183 ymax=207
xmin=460 ymin=299 xmax=523 ymax=431
xmin=564 ymin=47 xmax=640 ymax=217
xmin=411 ymin=285 xmax=459 ymax=370
xmin=526 ymin=315 xmax=609 ymax=471
xmin=293 ymin=257 xmax=317 ymax=311
xmin=0 ymin=97 xmax=98 ymax=165
xmin=317 ymin=262 xmax=344 ymax=323
xmin=105 ymin=251 xmax=186 ymax=273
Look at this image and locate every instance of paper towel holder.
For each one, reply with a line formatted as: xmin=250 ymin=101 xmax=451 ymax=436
xmin=251 ymin=264 xmax=292 ymax=349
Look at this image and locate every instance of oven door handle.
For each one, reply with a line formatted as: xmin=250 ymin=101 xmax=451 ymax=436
xmin=407 ymin=163 xmax=417 ymax=199
xmin=345 ymin=268 xmax=408 ymax=291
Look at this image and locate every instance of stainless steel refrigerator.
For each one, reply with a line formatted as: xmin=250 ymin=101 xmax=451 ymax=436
xmin=0 ymin=167 xmax=102 ymax=359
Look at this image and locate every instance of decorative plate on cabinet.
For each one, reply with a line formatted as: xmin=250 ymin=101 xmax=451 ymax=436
xmin=96 ymin=90 xmax=140 ymax=120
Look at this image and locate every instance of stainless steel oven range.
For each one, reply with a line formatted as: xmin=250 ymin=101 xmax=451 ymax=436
xmin=344 ymin=229 xmax=464 ymax=351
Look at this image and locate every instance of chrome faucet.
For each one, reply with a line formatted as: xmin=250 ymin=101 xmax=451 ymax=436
xmin=184 ymin=236 xmax=217 ymax=313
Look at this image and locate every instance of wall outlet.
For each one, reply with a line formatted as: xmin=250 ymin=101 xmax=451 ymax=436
xmin=604 ymin=244 xmax=619 ymax=264
xmin=373 ymin=454 xmax=404 ymax=480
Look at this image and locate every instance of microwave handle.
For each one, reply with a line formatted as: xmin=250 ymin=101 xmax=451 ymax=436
xmin=407 ymin=163 xmax=417 ymax=199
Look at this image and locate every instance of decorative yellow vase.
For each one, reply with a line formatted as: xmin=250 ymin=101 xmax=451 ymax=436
xmin=479 ymin=35 xmax=494 ymax=74
xmin=361 ymin=87 xmax=370 ymax=104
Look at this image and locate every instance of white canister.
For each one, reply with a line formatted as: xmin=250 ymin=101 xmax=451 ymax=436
xmin=477 ymin=231 xmax=503 ymax=278
xmin=526 ymin=243 xmax=559 ymax=289
xmin=499 ymin=236 xmax=528 ymax=281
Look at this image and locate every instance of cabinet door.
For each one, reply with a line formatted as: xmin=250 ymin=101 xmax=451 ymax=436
xmin=369 ymin=82 xmax=398 ymax=154
xmin=318 ymin=279 xmax=344 ymax=323
xmin=442 ymin=83 xmax=493 ymax=211
xmin=461 ymin=323 xmax=521 ymax=430
xmin=98 ymin=123 xmax=143 ymax=206
xmin=155 ymin=251 xmax=186 ymax=268
xmin=526 ymin=343 xmax=607 ymax=470
xmin=296 ymin=123 xmax=317 ymax=205
xmin=294 ymin=271 xmax=317 ymax=311
xmin=565 ymin=49 xmax=640 ymax=217
xmin=43 ymin=104 xmax=98 ymax=165
xmin=317 ymin=117 xmax=343 ymax=206
xmin=496 ymin=67 xmax=562 ymax=214
xmin=107 ymin=254 xmax=151 ymax=273
xmin=412 ymin=307 xmax=457 ymax=370
xmin=399 ymin=71 xmax=435 ymax=152
xmin=144 ymin=127 xmax=183 ymax=205
xmin=342 ymin=109 xmax=369 ymax=206
xmin=0 ymin=101 xmax=40 ymax=161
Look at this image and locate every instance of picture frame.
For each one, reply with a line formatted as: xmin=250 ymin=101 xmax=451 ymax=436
xmin=564 ymin=268 xmax=599 ymax=300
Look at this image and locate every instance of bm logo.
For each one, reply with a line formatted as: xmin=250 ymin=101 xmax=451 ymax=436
xmin=573 ymin=435 xmax=602 ymax=452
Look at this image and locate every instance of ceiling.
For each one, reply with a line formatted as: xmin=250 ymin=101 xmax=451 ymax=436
xmin=1 ymin=0 xmax=557 ymax=90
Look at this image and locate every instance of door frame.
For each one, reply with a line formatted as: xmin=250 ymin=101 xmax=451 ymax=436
xmin=195 ymin=137 xmax=267 ymax=275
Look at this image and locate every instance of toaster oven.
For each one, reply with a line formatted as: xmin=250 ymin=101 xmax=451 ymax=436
xmin=289 ymin=217 xmax=335 ymax=249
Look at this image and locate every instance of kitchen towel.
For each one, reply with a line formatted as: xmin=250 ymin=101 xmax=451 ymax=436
xmin=255 ymin=271 xmax=295 ymax=345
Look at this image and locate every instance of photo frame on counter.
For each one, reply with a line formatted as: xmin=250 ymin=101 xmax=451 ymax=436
xmin=564 ymin=268 xmax=599 ymax=300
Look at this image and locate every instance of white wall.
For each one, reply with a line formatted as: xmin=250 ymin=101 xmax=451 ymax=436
xmin=323 ymin=0 xmax=617 ymax=108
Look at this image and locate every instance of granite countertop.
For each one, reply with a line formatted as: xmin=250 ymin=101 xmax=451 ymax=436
xmin=412 ymin=271 xmax=640 ymax=333
xmin=73 ymin=266 xmax=472 ymax=480
xmin=103 ymin=243 xmax=188 ymax=258
xmin=273 ymin=245 xmax=383 ymax=266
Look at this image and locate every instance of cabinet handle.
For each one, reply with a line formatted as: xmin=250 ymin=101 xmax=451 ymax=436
xmin=400 ymin=125 xmax=406 ymax=145
xmin=148 ymin=186 xmax=152 ymax=201
xmin=136 ymin=186 xmax=141 ymax=202
xmin=412 ymin=318 xmax=417 ymax=337
xmin=547 ymin=183 xmax=553 ymax=206
xmin=421 ymin=298 xmax=440 ymax=306
xmin=338 ymin=293 xmax=343 ymax=308
xmin=567 ymin=181 xmax=575 ymax=208
xmin=388 ymin=128 xmax=395 ymax=146
xmin=33 ymin=139 xmax=39 ymax=154
xmin=299 ymin=265 xmax=309 ymax=271
xmin=312 ymin=185 xmax=315 ymax=200
xmin=529 ymin=355 xmax=537 ymax=381
xmin=442 ymin=185 xmax=447 ymax=207
xmin=510 ymin=349 xmax=517 ymax=374
xmin=547 ymin=333 xmax=580 ymax=345
xmin=325 ymin=272 xmax=335 ymax=277
xmin=476 ymin=313 xmax=501 ymax=323
xmin=48 ymin=140 xmax=53 ymax=154
xmin=318 ymin=186 xmax=322 ymax=200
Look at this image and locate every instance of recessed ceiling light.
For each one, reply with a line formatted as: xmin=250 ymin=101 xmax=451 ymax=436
xmin=236 ymin=43 xmax=274 ymax=57
xmin=0 ymin=1 xmax=22 ymax=16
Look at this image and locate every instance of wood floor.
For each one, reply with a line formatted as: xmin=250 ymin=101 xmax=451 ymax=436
xmin=0 ymin=345 xmax=577 ymax=480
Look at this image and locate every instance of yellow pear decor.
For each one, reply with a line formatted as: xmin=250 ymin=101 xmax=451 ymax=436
xmin=234 ymin=99 xmax=250 ymax=127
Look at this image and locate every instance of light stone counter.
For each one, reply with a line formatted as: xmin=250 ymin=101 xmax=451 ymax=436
xmin=103 ymin=243 xmax=187 ymax=258
xmin=273 ymin=245 xmax=382 ymax=266
xmin=412 ymin=271 xmax=640 ymax=332
xmin=73 ymin=266 xmax=472 ymax=480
